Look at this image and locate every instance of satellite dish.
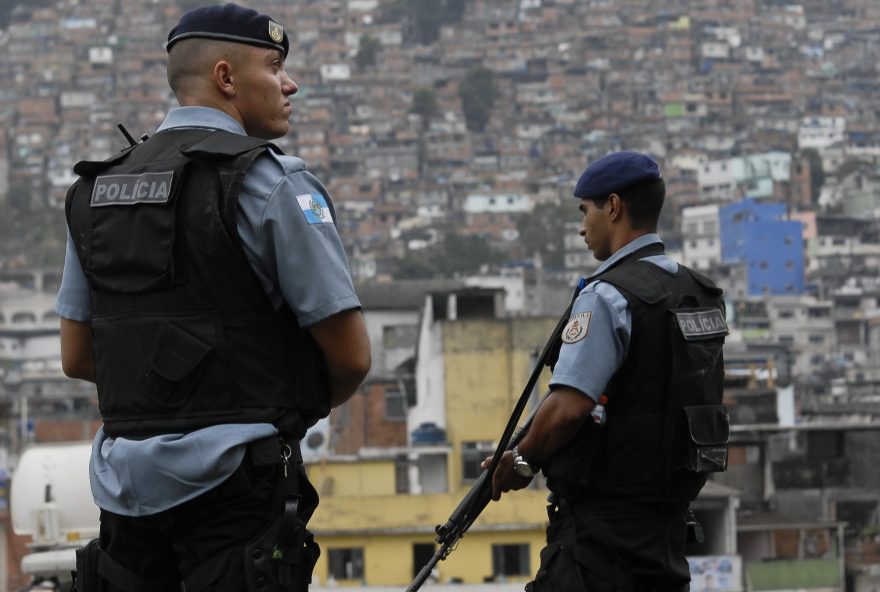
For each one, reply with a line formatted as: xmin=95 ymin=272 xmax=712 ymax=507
xmin=306 ymin=430 xmax=325 ymax=450
xmin=301 ymin=418 xmax=330 ymax=461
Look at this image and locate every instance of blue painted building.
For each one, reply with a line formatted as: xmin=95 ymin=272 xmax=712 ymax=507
xmin=720 ymin=198 xmax=805 ymax=296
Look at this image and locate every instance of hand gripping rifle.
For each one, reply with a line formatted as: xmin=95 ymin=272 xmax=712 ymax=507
xmin=404 ymin=280 xmax=584 ymax=592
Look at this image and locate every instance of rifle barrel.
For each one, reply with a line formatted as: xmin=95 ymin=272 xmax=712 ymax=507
xmin=405 ymin=543 xmax=449 ymax=592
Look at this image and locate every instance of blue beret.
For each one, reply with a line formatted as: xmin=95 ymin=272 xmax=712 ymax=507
xmin=167 ymin=3 xmax=289 ymax=58
xmin=573 ymin=151 xmax=662 ymax=200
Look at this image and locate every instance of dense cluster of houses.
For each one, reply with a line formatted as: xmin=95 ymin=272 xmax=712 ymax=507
xmin=1 ymin=0 xmax=880 ymax=589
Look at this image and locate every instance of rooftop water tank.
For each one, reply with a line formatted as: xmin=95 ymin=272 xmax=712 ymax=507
xmin=411 ymin=422 xmax=446 ymax=445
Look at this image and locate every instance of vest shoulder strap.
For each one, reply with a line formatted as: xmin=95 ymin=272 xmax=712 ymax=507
xmin=180 ymin=131 xmax=281 ymax=160
xmin=683 ymin=266 xmax=724 ymax=296
xmin=598 ymin=261 xmax=671 ymax=304
xmin=72 ymin=144 xmax=139 ymax=177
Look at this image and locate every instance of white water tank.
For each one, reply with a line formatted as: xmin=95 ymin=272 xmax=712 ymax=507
xmin=11 ymin=441 xmax=98 ymax=547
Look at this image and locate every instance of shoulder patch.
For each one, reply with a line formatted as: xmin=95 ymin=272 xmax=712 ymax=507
xmin=674 ymin=308 xmax=729 ymax=341
xmin=91 ymin=172 xmax=173 ymax=207
xmin=296 ymin=193 xmax=333 ymax=224
xmin=562 ymin=311 xmax=592 ymax=344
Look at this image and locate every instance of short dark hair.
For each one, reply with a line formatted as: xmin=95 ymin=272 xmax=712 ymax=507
xmin=589 ymin=178 xmax=665 ymax=230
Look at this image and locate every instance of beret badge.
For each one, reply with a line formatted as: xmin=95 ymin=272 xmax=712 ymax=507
xmin=269 ymin=21 xmax=284 ymax=43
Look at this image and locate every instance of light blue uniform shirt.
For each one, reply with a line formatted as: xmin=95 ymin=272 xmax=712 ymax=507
xmin=56 ymin=107 xmax=360 ymax=516
xmin=549 ymin=234 xmax=677 ymax=402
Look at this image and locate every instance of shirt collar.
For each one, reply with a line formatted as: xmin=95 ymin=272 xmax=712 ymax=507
xmin=156 ymin=107 xmax=247 ymax=136
xmin=594 ymin=233 xmax=664 ymax=275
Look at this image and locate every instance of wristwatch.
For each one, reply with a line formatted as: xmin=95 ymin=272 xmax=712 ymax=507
xmin=512 ymin=446 xmax=539 ymax=478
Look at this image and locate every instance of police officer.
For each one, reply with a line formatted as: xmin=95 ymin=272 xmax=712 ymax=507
xmin=484 ymin=151 xmax=728 ymax=591
xmin=56 ymin=4 xmax=371 ymax=591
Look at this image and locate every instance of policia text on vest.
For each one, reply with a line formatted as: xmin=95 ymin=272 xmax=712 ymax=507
xmin=90 ymin=172 xmax=173 ymax=207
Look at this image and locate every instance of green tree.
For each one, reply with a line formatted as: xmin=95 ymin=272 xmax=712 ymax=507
xmin=394 ymin=232 xmax=502 ymax=279
xmin=0 ymin=0 xmax=18 ymax=28
xmin=355 ymin=35 xmax=381 ymax=71
xmin=379 ymin=0 xmax=469 ymax=45
xmin=6 ymin=182 xmax=32 ymax=213
xmin=835 ymin=158 xmax=867 ymax=180
xmin=394 ymin=249 xmax=439 ymax=279
xmin=458 ymin=67 xmax=496 ymax=132
xmin=411 ymin=88 xmax=437 ymax=128
xmin=516 ymin=202 xmax=571 ymax=269
xmin=0 ymin=184 xmax=66 ymax=268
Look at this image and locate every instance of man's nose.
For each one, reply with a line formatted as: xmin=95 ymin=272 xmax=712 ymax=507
xmin=282 ymin=72 xmax=298 ymax=96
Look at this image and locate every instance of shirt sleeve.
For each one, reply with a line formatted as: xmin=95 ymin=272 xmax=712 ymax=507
xmin=55 ymin=232 xmax=93 ymax=322
xmin=239 ymin=166 xmax=360 ymax=327
xmin=548 ymin=281 xmax=632 ymax=402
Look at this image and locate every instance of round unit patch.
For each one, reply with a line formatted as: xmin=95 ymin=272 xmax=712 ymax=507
xmin=562 ymin=311 xmax=592 ymax=344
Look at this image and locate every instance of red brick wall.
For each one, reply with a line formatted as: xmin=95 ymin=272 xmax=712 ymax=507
xmin=34 ymin=419 xmax=102 ymax=443
xmin=331 ymin=382 xmax=407 ymax=454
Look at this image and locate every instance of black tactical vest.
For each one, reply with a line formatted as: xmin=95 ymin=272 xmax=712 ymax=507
xmin=65 ymin=128 xmax=329 ymax=438
xmin=545 ymin=247 xmax=729 ymax=503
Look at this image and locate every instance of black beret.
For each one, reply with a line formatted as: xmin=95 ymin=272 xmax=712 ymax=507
xmin=166 ymin=3 xmax=289 ymax=58
xmin=573 ymin=151 xmax=662 ymax=200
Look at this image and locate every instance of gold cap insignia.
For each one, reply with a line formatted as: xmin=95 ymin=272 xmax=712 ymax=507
xmin=269 ymin=21 xmax=283 ymax=43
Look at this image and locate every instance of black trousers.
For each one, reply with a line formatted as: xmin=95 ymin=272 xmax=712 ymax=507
xmin=98 ymin=448 xmax=305 ymax=592
xmin=527 ymin=498 xmax=691 ymax=592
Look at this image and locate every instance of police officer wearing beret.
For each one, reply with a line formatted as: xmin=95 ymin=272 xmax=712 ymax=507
xmin=56 ymin=4 xmax=371 ymax=590
xmin=484 ymin=151 xmax=729 ymax=591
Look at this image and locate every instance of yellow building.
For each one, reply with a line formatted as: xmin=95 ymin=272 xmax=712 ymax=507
xmin=305 ymin=287 xmax=560 ymax=587
xmin=305 ymin=285 xmax=741 ymax=587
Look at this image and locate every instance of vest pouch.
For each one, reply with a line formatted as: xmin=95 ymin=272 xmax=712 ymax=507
xmin=678 ymin=405 xmax=729 ymax=473
xmin=142 ymin=321 xmax=214 ymax=409
xmin=668 ymin=306 xmax=728 ymax=472
xmin=87 ymin=161 xmax=189 ymax=293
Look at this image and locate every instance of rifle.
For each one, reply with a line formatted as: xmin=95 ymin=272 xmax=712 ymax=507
xmin=405 ymin=280 xmax=585 ymax=592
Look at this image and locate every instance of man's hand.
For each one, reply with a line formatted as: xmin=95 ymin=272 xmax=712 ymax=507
xmin=481 ymin=451 xmax=533 ymax=501
xmin=477 ymin=387 xmax=596 ymax=502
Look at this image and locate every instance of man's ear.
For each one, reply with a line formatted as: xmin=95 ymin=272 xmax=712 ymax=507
xmin=607 ymin=193 xmax=625 ymax=222
xmin=213 ymin=60 xmax=236 ymax=97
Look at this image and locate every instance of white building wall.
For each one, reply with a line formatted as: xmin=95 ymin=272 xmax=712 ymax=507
xmin=463 ymin=193 xmax=533 ymax=214
xmin=798 ymin=116 xmax=846 ymax=150
xmin=0 ymin=290 xmax=61 ymax=363
xmin=319 ymin=64 xmax=351 ymax=81
xmin=681 ymin=204 xmax=721 ymax=271
xmin=411 ymin=296 xmax=447 ymax=440
xmin=362 ymin=309 xmax=420 ymax=376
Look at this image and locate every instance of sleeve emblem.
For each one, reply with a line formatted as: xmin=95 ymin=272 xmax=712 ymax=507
xmin=562 ymin=311 xmax=592 ymax=344
xmin=296 ymin=193 xmax=334 ymax=225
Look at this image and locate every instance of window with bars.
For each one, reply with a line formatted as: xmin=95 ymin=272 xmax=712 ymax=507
xmin=327 ymin=548 xmax=364 ymax=580
xmin=461 ymin=441 xmax=494 ymax=482
xmin=492 ymin=544 xmax=530 ymax=577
